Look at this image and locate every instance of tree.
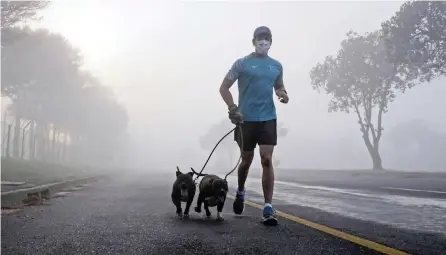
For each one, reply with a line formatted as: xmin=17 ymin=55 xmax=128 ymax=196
xmin=309 ymin=31 xmax=414 ymax=170
xmin=381 ymin=1 xmax=446 ymax=82
xmin=1 ymin=1 xmax=50 ymax=46
xmin=2 ymin=27 xmax=83 ymax=159
xmin=1 ymin=27 xmax=82 ymax=99
xmin=79 ymin=84 xmax=129 ymax=138
xmin=2 ymin=25 xmax=129 ymax=165
xmin=273 ymin=122 xmax=288 ymax=168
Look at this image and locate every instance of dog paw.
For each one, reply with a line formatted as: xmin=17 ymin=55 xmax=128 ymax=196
xmin=194 ymin=207 xmax=201 ymax=213
xmin=205 ymin=211 xmax=212 ymax=218
xmin=177 ymin=211 xmax=183 ymax=218
xmin=183 ymin=213 xmax=189 ymax=219
xmin=216 ymin=212 xmax=224 ymax=221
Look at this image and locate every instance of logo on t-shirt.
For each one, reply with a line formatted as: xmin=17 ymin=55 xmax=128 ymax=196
xmin=269 ymin=65 xmax=279 ymax=73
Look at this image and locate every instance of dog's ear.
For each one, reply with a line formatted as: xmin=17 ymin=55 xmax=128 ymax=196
xmin=176 ymin=166 xmax=182 ymax=177
xmin=187 ymin=172 xmax=194 ymax=177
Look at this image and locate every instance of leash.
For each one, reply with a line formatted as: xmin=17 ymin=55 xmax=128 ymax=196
xmin=191 ymin=124 xmax=243 ymax=184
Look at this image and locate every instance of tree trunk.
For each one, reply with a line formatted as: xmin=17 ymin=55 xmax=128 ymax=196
xmin=370 ymin=147 xmax=383 ymax=170
xmin=363 ymin=136 xmax=384 ymax=170
xmin=35 ymin=122 xmax=45 ymax=160
xmin=2 ymin=111 xmax=7 ymax=152
xmin=42 ymin=124 xmax=50 ymax=162
xmin=51 ymin=126 xmax=57 ymax=161
xmin=61 ymin=132 xmax=68 ymax=162
xmin=59 ymin=132 xmax=65 ymax=162
xmin=5 ymin=124 xmax=12 ymax=157
xmin=28 ymin=121 xmax=35 ymax=160
xmin=54 ymin=129 xmax=59 ymax=162
xmin=12 ymin=114 xmax=21 ymax=158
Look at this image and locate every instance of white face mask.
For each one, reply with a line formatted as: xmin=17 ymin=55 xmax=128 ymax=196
xmin=254 ymin=39 xmax=271 ymax=55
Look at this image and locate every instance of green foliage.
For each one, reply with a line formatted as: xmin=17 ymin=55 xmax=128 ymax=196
xmin=382 ymin=1 xmax=446 ymax=81
xmin=1 ymin=1 xmax=50 ymax=46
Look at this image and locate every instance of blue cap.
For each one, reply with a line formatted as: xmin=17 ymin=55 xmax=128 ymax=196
xmin=253 ymin=26 xmax=272 ymax=38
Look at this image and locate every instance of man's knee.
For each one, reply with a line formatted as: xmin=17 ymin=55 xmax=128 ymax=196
xmin=260 ymin=154 xmax=273 ymax=167
xmin=259 ymin=145 xmax=274 ymax=168
xmin=240 ymin=151 xmax=254 ymax=168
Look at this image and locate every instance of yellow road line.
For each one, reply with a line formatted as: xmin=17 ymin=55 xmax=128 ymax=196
xmin=227 ymin=195 xmax=409 ymax=255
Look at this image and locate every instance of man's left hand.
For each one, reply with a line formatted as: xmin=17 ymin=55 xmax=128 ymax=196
xmin=277 ymin=90 xmax=289 ymax=104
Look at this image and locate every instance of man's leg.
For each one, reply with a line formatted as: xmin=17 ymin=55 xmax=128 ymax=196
xmin=233 ymin=151 xmax=254 ymax=215
xmin=259 ymin=145 xmax=274 ymax=204
xmin=233 ymin=123 xmax=255 ymax=215
xmin=258 ymin=120 xmax=278 ymax=225
xmin=237 ymin=151 xmax=254 ymax=192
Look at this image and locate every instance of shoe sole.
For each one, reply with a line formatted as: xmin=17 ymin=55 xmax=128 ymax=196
xmin=233 ymin=199 xmax=245 ymax=215
xmin=262 ymin=216 xmax=279 ymax=226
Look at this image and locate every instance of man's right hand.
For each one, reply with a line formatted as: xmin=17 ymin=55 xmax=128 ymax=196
xmin=228 ymin=104 xmax=243 ymax=125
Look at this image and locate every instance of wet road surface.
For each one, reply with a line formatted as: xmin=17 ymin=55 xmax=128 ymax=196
xmin=2 ymin=171 xmax=446 ymax=255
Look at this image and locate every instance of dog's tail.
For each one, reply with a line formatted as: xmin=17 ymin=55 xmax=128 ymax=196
xmin=190 ymin=167 xmax=207 ymax=177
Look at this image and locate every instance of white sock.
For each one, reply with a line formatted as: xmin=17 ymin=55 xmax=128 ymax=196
xmin=264 ymin=203 xmax=272 ymax=208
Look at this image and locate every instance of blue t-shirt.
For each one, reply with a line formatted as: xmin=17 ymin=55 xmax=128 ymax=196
xmin=225 ymin=53 xmax=283 ymax=122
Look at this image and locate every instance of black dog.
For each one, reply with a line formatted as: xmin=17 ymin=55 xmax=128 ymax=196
xmin=171 ymin=166 xmax=196 ymax=219
xmin=190 ymin=168 xmax=228 ymax=221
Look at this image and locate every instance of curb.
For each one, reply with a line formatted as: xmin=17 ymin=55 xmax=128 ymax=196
xmin=1 ymin=175 xmax=106 ymax=208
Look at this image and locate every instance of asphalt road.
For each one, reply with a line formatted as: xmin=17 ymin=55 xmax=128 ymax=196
xmin=249 ymin=168 xmax=446 ymax=196
xmin=224 ymin=169 xmax=446 ymax=236
xmin=2 ymin=171 xmax=446 ymax=255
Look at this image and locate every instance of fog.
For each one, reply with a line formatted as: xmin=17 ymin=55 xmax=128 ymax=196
xmin=3 ymin=1 xmax=445 ymax=172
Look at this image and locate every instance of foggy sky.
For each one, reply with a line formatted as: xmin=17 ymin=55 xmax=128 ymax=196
xmin=22 ymin=1 xmax=445 ymax=171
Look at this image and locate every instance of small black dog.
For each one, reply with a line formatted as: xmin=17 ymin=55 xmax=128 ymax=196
xmin=171 ymin=166 xmax=196 ymax=219
xmin=191 ymin=168 xmax=228 ymax=221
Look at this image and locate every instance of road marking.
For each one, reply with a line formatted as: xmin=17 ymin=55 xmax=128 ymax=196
xmin=227 ymin=196 xmax=409 ymax=255
xmin=383 ymin=187 xmax=446 ymax=194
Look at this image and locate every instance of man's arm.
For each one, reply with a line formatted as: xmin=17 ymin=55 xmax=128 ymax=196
xmin=219 ymin=58 xmax=243 ymax=107
xmin=274 ymin=63 xmax=287 ymax=95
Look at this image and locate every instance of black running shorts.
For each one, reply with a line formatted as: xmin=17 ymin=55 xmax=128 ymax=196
xmin=234 ymin=119 xmax=277 ymax=151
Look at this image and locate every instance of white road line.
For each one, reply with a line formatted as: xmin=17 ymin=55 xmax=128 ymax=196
xmin=383 ymin=187 xmax=446 ymax=194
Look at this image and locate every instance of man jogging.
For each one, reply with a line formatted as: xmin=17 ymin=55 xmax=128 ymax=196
xmin=219 ymin=26 xmax=289 ymax=226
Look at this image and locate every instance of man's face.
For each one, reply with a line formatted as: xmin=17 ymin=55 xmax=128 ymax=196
xmin=254 ymin=33 xmax=272 ymax=55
